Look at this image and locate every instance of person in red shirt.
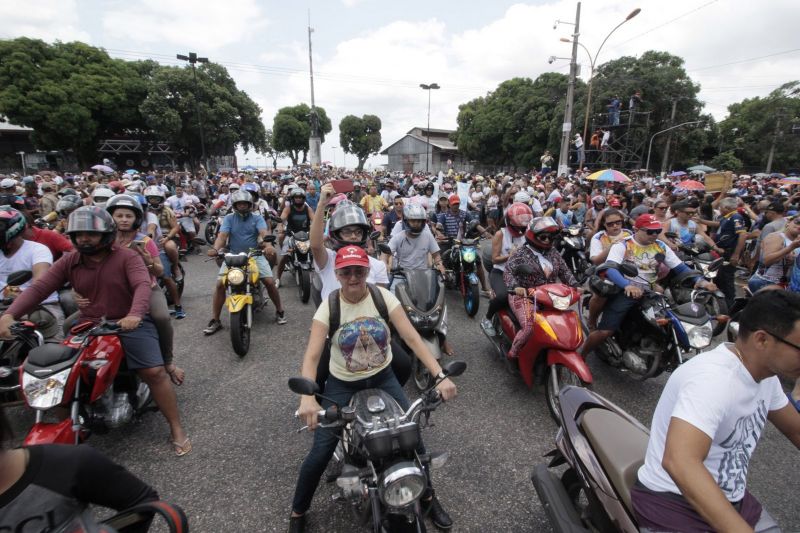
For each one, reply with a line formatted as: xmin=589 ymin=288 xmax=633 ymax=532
xmin=25 ymin=225 xmax=73 ymax=261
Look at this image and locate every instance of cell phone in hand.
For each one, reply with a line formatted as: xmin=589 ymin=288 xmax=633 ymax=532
xmin=330 ymin=179 xmax=354 ymax=194
xmin=131 ymin=240 xmax=146 ymax=249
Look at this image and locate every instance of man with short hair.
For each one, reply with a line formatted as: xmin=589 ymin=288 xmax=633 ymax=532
xmin=360 ymin=185 xmax=388 ymax=215
xmin=713 ymin=197 xmax=748 ymax=307
xmin=632 ymin=290 xmax=800 ymax=532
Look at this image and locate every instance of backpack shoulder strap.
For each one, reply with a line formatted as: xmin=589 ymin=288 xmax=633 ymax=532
xmin=367 ymin=283 xmax=390 ymax=324
xmin=327 ymin=289 xmax=341 ymax=335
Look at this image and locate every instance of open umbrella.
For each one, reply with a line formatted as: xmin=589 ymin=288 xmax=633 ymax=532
xmin=90 ymin=164 xmax=114 ymax=173
xmin=240 ymin=165 xmax=257 ymax=171
xmin=753 ymin=172 xmax=769 ymax=178
xmin=676 ymin=179 xmax=705 ymax=191
xmin=687 ymin=164 xmax=716 ymax=173
xmin=778 ymin=177 xmax=800 ymax=185
xmin=769 ymin=172 xmax=786 ymax=179
xmin=124 ymin=169 xmax=138 ymax=175
xmin=586 ymin=169 xmax=630 ymax=183
xmin=668 ymin=171 xmax=687 ymax=177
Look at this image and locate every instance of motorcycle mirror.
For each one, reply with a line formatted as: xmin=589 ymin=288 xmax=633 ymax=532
xmin=441 ymin=360 xmax=467 ymax=378
xmin=263 ymin=235 xmax=277 ymax=244
xmin=6 ymin=270 xmax=32 ymax=287
xmin=618 ymin=261 xmax=639 ymax=278
xmin=288 ymin=377 xmax=320 ymax=396
xmin=664 ymin=231 xmax=678 ymax=240
xmin=708 ymin=257 xmax=724 ymax=272
xmin=378 ymin=243 xmax=392 ymax=255
xmin=514 ymin=263 xmax=535 ymax=276
xmin=369 ymin=230 xmax=381 ymax=240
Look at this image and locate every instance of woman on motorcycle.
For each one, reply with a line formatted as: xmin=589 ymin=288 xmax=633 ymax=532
xmin=481 ymin=202 xmax=533 ymax=335
xmin=503 ymin=217 xmax=578 ymax=359
xmin=585 ymin=208 xmax=632 ymax=330
xmin=289 ymin=246 xmax=457 ymax=533
xmin=276 ymin=187 xmax=314 ymax=285
xmin=748 ymin=214 xmax=800 ymax=293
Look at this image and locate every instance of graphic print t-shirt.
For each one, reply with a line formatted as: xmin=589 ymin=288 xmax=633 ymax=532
xmin=606 ymin=237 xmax=681 ymax=288
xmin=637 ymin=343 xmax=788 ymax=501
xmin=313 ymin=287 xmax=400 ymax=381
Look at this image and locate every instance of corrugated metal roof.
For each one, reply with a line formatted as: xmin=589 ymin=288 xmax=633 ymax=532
xmin=0 ymin=120 xmax=33 ymax=132
xmin=380 ymin=133 xmax=460 ymax=155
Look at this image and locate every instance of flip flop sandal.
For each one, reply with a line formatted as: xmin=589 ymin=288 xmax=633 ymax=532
xmin=170 ymin=437 xmax=192 ymax=457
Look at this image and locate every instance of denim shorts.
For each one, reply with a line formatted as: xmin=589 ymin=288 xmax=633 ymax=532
xmin=118 ymin=316 xmax=163 ymax=369
xmin=217 ymin=254 xmax=273 ymax=279
xmin=159 ymin=250 xmax=172 ymax=279
xmin=597 ymin=292 xmax=639 ymax=331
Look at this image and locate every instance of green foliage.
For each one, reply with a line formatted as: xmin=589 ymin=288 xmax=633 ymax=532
xmin=272 ymin=104 xmax=332 ymax=165
xmin=263 ymin=129 xmax=285 ymax=169
xmin=452 ymin=74 xmax=581 ymax=169
xmin=338 ymin=114 xmax=382 ymax=171
xmin=708 ymin=150 xmax=742 ymax=171
xmin=717 ymin=81 xmax=800 ymax=171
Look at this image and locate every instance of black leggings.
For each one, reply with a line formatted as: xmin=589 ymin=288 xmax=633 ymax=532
xmin=486 ymin=268 xmax=508 ymax=320
xmin=315 ymin=338 xmax=412 ymax=391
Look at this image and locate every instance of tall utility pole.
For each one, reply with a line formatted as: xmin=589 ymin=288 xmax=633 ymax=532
xmin=420 ymin=83 xmax=440 ymax=173
xmin=307 ymin=10 xmax=322 ymax=167
xmin=177 ymin=52 xmax=209 ymax=170
xmin=660 ymin=98 xmax=678 ymax=173
xmin=765 ymin=111 xmax=784 ymax=173
xmin=557 ymin=2 xmax=580 ymax=177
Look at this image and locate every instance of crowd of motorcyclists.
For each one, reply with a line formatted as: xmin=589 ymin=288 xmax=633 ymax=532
xmin=0 ymin=163 xmax=798 ymax=532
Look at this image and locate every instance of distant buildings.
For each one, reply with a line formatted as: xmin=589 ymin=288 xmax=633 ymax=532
xmin=381 ymin=127 xmax=473 ymax=174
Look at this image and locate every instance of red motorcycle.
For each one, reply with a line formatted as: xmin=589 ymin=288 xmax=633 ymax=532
xmin=480 ymin=266 xmax=591 ymax=422
xmin=20 ymin=320 xmax=152 ymax=445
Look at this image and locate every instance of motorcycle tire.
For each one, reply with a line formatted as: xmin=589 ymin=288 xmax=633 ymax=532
xmin=412 ymin=356 xmax=435 ymax=391
xmin=545 ymin=364 xmax=585 ymax=424
xmin=464 ymin=282 xmax=480 ymax=317
xmin=298 ymin=269 xmax=311 ymax=303
xmin=560 ymin=468 xmax=592 ymax=523
xmin=204 ymin=221 xmax=217 ymax=244
xmin=230 ymin=306 xmax=250 ymax=357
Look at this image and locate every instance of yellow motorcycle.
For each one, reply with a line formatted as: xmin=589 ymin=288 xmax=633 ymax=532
xmin=220 ymin=246 xmax=270 ymax=356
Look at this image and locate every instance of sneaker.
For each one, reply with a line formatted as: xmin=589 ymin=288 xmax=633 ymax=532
xmin=203 ymin=319 xmax=222 ymax=335
xmin=276 ymin=311 xmax=287 ymax=325
xmin=422 ymin=491 xmax=453 ymax=530
xmin=480 ymin=317 xmax=496 ymax=336
xmin=174 ymin=306 xmax=186 ymax=320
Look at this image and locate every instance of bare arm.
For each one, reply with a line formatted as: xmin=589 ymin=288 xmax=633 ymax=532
xmin=730 ymin=232 xmax=747 ymax=263
xmin=761 ymin=232 xmax=800 ymax=266
xmin=767 ymin=404 xmax=800 ymax=449
xmin=310 ymin=184 xmax=334 ymax=270
xmin=661 ymin=417 xmax=753 ymax=533
xmin=297 ymin=319 xmax=331 ymax=429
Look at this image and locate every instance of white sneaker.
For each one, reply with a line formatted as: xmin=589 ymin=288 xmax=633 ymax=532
xmin=480 ymin=317 xmax=496 ymax=336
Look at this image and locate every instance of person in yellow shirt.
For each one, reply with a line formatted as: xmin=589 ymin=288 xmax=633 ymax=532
xmin=360 ymin=185 xmax=388 ymax=215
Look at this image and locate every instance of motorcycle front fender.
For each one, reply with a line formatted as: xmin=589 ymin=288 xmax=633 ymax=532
xmin=467 ymin=272 xmax=479 ymax=286
xmin=226 ymin=294 xmax=253 ymax=313
xmin=25 ymin=419 xmax=77 ymax=445
xmin=547 ymin=349 xmax=593 ymax=384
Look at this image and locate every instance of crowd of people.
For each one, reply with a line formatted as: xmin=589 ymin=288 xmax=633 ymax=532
xmin=0 ymin=162 xmax=798 ymax=532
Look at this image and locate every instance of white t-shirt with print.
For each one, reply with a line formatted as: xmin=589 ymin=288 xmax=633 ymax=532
xmin=0 ymin=240 xmax=58 ymax=304
xmin=638 ymin=343 xmax=788 ymax=501
xmin=315 ymin=248 xmax=390 ymax=301
xmin=313 ymin=286 xmax=400 ymax=381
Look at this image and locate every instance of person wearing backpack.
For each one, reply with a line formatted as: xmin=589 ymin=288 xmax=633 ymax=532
xmin=289 ymin=246 xmax=458 ymax=532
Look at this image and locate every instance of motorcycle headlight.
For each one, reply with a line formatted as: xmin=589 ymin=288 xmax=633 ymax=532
xmin=295 ymin=240 xmax=310 ymax=253
xmin=548 ymin=292 xmax=571 ymax=311
xmin=684 ymin=322 xmax=713 ymax=348
xmin=226 ymin=268 xmax=246 ymax=286
xmin=380 ymin=462 xmax=426 ymax=508
xmin=568 ymin=227 xmax=580 ymax=236
xmin=23 ymin=368 xmax=70 ymax=409
xmin=461 ymin=248 xmax=476 ymax=263
xmin=374 ymin=218 xmax=382 ymax=226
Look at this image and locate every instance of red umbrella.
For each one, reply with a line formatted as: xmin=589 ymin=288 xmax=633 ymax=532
xmin=676 ymin=179 xmax=705 ymax=191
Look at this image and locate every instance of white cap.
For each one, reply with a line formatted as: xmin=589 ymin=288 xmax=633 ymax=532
xmin=0 ymin=178 xmax=17 ymax=189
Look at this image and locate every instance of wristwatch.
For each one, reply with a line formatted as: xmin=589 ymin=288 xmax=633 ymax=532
xmin=436 ymin=371 xmax=446 ymax=380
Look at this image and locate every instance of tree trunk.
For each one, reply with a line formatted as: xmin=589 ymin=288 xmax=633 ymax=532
xmin=357 ymin=157 xmax=366 ymax=171
xmin=289 ymin=151 xmax=298 ymax=166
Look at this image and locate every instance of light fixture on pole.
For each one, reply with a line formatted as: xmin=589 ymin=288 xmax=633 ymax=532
xmin=645 ymin=120 xmax=702 ymax=173
xmin=560 ymin=7 xmax=641 ymax=142
xmin=177 ymin=52 xmax=210 ymax=171
xmin=16 ymin=151 xmax=26 ymax=175
xmin=420 ymin=83 xmax=440 ymax=173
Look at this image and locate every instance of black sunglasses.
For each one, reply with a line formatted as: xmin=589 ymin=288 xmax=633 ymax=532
xmin=764 ymin=330 xmax=800 ymax=353
xmin=644 ymin=229 xmax=661 ymax=236
xmin=605 ymin=220 xmax=623 ymax=227
xmin=536 ymin=233 xmax=556 ymax=242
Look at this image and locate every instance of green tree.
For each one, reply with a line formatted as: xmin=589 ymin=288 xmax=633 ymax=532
xmin=452 ymin=74 xmax=581 ymax=170
xmin=338 ymin=114 xmax=382 ymax=171
xmin=263 ymin=129 xmax=286 ymax=170
xmin=717 ymin=82 xmax=800 ymax=172
xmin=708 ymin=150 xmax=742 ymax=171
xmin=590 ymin=51 xmax=704 ymax=169
xmin=272 ymin=104 xmax=332 ymax=165
xmin=0 ymin=38 xmax=148 ymax=166
xmin=140 ymin=62 xmax=267 ymax=168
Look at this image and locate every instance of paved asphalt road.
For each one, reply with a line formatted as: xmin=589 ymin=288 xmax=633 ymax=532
xmin=6 ymin=250 xmax=799 ymax=532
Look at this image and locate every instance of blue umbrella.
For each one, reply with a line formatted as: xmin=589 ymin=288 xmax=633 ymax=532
xmin=241 ymin=165 xmax=257 ymax=171
xmin=124 ymin=169 xmax=138 ymax=175
xmin=668 ymin=171 xmax=687 ymax=177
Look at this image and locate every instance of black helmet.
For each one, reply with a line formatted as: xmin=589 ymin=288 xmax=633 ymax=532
xmin=0 ymin=207 xmax=27 ymax=252
xmin=0 ymin=195 xmax=26 ymax=211
xmin=56 ymin=195 xmax=83 ymax=217
xmin=328 ymin=201 xmax=370 ymax=250
xmin=105 ymin=194 xmax=144 ymax=229
xmin=66 ymin=206 xmax=117 ymax=256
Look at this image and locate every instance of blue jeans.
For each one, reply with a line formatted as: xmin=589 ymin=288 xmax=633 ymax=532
xmin=291 ymin=366 xmax=426 ymax=514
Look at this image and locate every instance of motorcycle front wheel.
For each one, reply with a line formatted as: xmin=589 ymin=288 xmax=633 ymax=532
xmin=298 ymin=269 xmax=310 ymax=303
xmin=463 ymin=281 xmax=480 ymax=317
xmin=204 ymin=221 xmax=217 ymax=244
xmin=230 ymin=306 xmax=251 ymax=357
xmin=545 ymin=364 xmax=585 ymax=423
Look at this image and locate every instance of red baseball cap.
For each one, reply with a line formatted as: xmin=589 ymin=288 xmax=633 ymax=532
xmin=448 ymin=195 xmax=461 ymax=206
xmin=634 ymin=214 xmax=662 ymax=230
xmin=609 ymin=197 xmax=621 ymax=207
xmin=335 ymin=245 xmax=370 ymax=269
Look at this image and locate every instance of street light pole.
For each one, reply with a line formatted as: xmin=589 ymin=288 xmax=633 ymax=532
xmin=331 ymin=146 xmax=338 ymax=168
xmin=556 ymin=2 xmax=580 ymax=178
xmin=420 ymin=83 xmax=440 ymax=173
xmin=646 ymin=121 xmax=702 ymax=173
xmin=177 ymin=52 xmax=210 ymax=171
xmin=16 ymin=151 xmax=26 ymax=175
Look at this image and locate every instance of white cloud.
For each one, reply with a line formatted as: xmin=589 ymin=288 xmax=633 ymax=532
xmin=0 ymin=0 xmax=91 ymax=42
xmin=101 ymin=0 xmax=269 ymax=51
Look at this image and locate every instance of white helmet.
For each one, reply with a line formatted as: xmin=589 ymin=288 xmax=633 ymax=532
xmin=92 ymin=187 xmax=114 ymax=208
xmin=513 ymin=191 xmax=531 ymax=204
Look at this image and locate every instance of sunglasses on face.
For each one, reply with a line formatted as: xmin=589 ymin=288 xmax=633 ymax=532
xmin=605 ymin=220 xmax=623 ymax=227
xmin=655 ymin=206 xmax=667 ymax=210
xmin=644 ymin=229 xmax=661 ymax=236
xmin=337 ymin=267 xmax=368 ymax=279
xmin=536 ymin=233 xmax=556 ymax=242
xmin=682 ymin=210 xmax=697 ymax=215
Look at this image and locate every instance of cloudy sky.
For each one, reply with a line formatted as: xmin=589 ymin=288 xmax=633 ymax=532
xmin=2 ymin=0 xmax=798 ymax=169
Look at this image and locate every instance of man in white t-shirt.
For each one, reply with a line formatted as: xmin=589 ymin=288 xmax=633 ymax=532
xmin=0 ymin=209 xmax=63 ymax=340
xmin=632 ymin=290 xmax=800 ymax=532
